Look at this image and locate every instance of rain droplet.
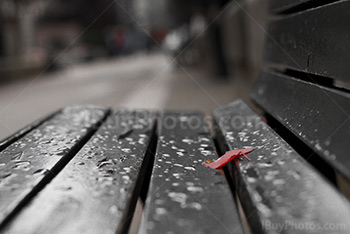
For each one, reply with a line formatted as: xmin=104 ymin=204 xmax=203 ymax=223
xmin=184 ymin=166 xmax=195 ymax=171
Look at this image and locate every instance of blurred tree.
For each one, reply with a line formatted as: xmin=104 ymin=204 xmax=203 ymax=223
xmin=0 ymin=0 xmax=47 ymax=58
xmin=40 ymin=0 xmax=117 ymax=46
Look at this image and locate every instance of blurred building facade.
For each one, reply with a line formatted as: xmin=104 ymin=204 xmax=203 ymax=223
xmin=0 ymin=0 xmax=267 ymax=79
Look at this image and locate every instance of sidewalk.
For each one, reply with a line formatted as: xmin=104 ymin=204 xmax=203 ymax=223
xmin=0 ymin=53 xmax=257 ymax=141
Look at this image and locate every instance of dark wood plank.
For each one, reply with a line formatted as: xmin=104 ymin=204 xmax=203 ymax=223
xmin=2 ymin=109 xmax=157 ymax=234
xmin=139 ymin=111 xmax=244 ymax=234
xmin=0 ymin=110 xmax=59 ymax=152
xmin=269 ymin=0 xmax=310 ymax=13
xmin=265 ymin=1 xmax=350 ymax=82
xmin=0 ymin=106 xmax=109 ymax=227
xmin=213 ymin=99 xmax=350 ymax=234
xmin=252 ymin=69 xmax=350 ymax=181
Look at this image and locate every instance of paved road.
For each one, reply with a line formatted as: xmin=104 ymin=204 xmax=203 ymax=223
xmin=0 ymin=53 xmax=252 ymax=141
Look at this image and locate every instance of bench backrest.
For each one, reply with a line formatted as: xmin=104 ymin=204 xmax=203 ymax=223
xmin=252 ymin=0 xmax=350 ymax=195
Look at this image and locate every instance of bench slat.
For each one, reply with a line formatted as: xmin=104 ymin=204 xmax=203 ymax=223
xmin=140 ymin=111 xmax=244 ymax=234
xmin=0 ymin=110 xmax=58 ymax=152
xmin=252 ymin=69 xmax=350 ymax=181
xmin=213 ymin=100 xmax=350 ymax=234
xmin=2 ymin=109 xmax=157 ymax=234
xmin=0 ymin=106 xmax=109 ymax=227
xmin=269 ymin=0 xmax=310 ymax=13
xmin=265 ymin=1 xmax=350 ymax=82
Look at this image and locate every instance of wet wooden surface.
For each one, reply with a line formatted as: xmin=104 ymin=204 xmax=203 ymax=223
xmin=139 ymin=111 xmax=244 ymax=234
xmin=265 ymin=1 xmax=350 ymax=81
xmin=2 ymin=109 xmax=157 ymax=234
xmin=252 ymin=69 xmax=350 ymax=181
xmin=269 ymin=0 xmax=310 ymax=13
xmin=0 ymin=110 xmax=59 ymax=152
xmin=213 ymin=100 xmax=350 ymax=234
xmin=0 ymin=106 xmax=109 ymax=227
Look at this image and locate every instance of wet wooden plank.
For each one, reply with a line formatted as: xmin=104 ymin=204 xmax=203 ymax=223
xmin=265 ymin=1 xmax=350 ymax=82
xmin=140 ymin=111 xmax=244 ymax=234
xmin=252 ymin=69 xmax=350 ymax=181
xmin=213 ymin=99 xmax=350 ymax=234
xmin=0 ymin=110 xmax=59 ymax=152
xmin=2 ymin=109 xmax=157 ymax=234
xmin=269 ymin=0 xmax=310 ymax=13
xmin=0 ymin=106 xmax=109 ymax=227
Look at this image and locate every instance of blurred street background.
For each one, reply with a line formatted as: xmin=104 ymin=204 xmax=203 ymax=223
xmin=0 ymin=0 xmax=268 ymax=141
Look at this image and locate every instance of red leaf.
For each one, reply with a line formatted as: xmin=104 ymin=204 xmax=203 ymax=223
xmin=202 ymin=148 xmax=254 ymax=170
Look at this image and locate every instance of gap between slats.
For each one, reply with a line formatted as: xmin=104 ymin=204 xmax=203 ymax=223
xmin=120 ymin=122 xmax=158 ymax=234
xmin=272 ymin=0 xmax=340 ymax=15
xmin=213 ymin=137 xmax=254 ymax=234
xmin=278 ymin=68 xmax=350 ymax=94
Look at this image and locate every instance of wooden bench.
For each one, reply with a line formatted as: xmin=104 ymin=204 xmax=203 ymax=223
xmin=1 ymin=0 xmax=350 ymax=233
